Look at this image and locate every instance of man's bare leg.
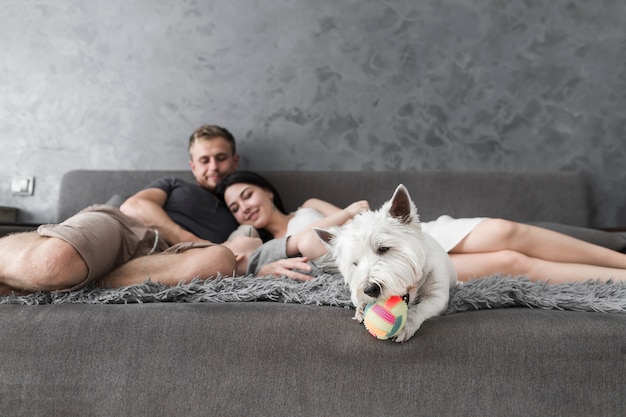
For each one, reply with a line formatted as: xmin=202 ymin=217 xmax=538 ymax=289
xmin=0 ymin=232 xmax=89 ymax=294
xmin=98 ymin=244 xmax=237 ymax=288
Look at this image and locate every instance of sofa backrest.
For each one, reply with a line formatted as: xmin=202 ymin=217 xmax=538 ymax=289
xmin=58 ymin=170 xmax=591 ymax=226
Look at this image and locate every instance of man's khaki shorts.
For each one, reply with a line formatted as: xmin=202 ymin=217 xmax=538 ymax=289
xmin=37 ymin=205 xmax=186 ymax=288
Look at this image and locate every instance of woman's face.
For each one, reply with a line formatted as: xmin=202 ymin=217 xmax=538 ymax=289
xmin=224 ymin=183 xmax=275 ymax=228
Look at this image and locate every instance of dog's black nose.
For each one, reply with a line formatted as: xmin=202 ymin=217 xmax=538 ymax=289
xmin=364 ymin=283 xmax=381 ymax=298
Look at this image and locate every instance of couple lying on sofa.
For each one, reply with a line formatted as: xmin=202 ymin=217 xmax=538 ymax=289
xmin=2 ymin=124 xmax=626 ymax=296
xmin=216 ymin=170 xmax=626 ymax=285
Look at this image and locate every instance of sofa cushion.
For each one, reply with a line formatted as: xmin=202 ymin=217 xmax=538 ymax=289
xmin=58 ymin=170 xmax=591 ymax=226
xmin=0 ymin=303 xmax=623 ymax=417
xmin=103 ymin=194 xmax=126 ymax=208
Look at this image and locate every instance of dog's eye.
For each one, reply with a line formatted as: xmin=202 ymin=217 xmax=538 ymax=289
xmin=377 ymin=246 xmax=390 ymax=255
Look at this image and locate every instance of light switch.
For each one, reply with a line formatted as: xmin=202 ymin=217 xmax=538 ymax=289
xmin=11 ymin=176 xmax=35 ymax=196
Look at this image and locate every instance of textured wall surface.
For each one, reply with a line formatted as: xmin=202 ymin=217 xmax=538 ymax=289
xmin=1 ymin=0 xmax=625 ymax=226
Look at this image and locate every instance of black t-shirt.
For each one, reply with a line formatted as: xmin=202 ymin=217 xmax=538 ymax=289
xmin=146 ymin=177 xmax=239 ymax=243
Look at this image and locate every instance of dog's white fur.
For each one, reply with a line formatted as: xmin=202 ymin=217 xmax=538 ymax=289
xmin=315 ymin=184 xmax=457 ymax=342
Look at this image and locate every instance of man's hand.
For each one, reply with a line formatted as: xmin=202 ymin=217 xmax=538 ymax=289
xmin=257 ymin=257 xmax=313 ymax=282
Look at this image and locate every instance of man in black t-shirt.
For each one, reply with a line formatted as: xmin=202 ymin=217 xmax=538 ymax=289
xmin=0 ymin=125 xmax=310 ymax=295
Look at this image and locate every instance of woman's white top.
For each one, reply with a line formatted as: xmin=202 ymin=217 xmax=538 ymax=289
xmin=286 ymin=207 xmax=325 ymax=237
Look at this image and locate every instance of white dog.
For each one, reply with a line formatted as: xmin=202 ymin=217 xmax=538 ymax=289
xmin=315 ymin=184 xmax=457 ymax=342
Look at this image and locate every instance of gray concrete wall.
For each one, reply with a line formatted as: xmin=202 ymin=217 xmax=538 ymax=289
xmin=2 ymin=0 xmax=625 ymax=226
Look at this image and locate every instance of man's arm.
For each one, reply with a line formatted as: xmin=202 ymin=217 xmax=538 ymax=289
xmin=120 ymin=188 xmax=207 ymax=244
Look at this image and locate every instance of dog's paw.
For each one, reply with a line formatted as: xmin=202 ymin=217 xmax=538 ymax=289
xmin=392 ymin=322 xmax=419 ymax=343
xmin=392 ymin=314 xmax=425 ymax=342
xmin=353 ymin=306 xmax=365 ymax=323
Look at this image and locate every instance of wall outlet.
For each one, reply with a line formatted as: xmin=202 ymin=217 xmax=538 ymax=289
xmin=11 ymin=176 xmax=35 ymax=196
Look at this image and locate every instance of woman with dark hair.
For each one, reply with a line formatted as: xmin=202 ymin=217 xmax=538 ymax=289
xmin=216 ymin=171 xmax=368 ymax=272
xmin=216 ymin=171 xmax=289 ymax=243
xmin=219 ymin=172 xmax=626 ymax=284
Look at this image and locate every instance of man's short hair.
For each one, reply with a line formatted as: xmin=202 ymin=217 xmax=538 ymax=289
xmin=188 ymin=124 xmax=236 ymax=156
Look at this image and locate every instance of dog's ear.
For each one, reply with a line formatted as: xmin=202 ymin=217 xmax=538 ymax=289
xmin=389 ymin=184 xmax=414 ymax=224
xmin=314 ymin=227 xmax=336 ymax=248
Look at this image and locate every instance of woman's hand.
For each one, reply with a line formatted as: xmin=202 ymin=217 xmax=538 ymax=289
xmin=257 ymin=257 xmax=313 ymax=281
xmin=344 ymin=200 xmax=369 ymax=217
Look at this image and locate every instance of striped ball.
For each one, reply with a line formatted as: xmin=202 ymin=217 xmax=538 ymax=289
xmin=363 ymin=295 xmax=408 ymax=340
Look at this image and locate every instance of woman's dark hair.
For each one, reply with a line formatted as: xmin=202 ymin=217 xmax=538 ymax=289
xmin=216 ymin=171 xmax=287 ymax=242
xmin=216 ymin=171 xmax=287 ymax=214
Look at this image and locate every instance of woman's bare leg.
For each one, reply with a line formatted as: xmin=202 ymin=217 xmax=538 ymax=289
xmin=451 ymin=250 xmax=626 ymax=283
xmin=452 ymin=219 xmax=626 ymax=269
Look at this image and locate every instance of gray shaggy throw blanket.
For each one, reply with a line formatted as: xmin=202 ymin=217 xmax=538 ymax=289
xmin=1 ymin=274 xmax=625 ymax=314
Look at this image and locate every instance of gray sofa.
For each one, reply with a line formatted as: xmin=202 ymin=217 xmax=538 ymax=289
xmin=1 ymin=170 xmax=624 ymax=417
